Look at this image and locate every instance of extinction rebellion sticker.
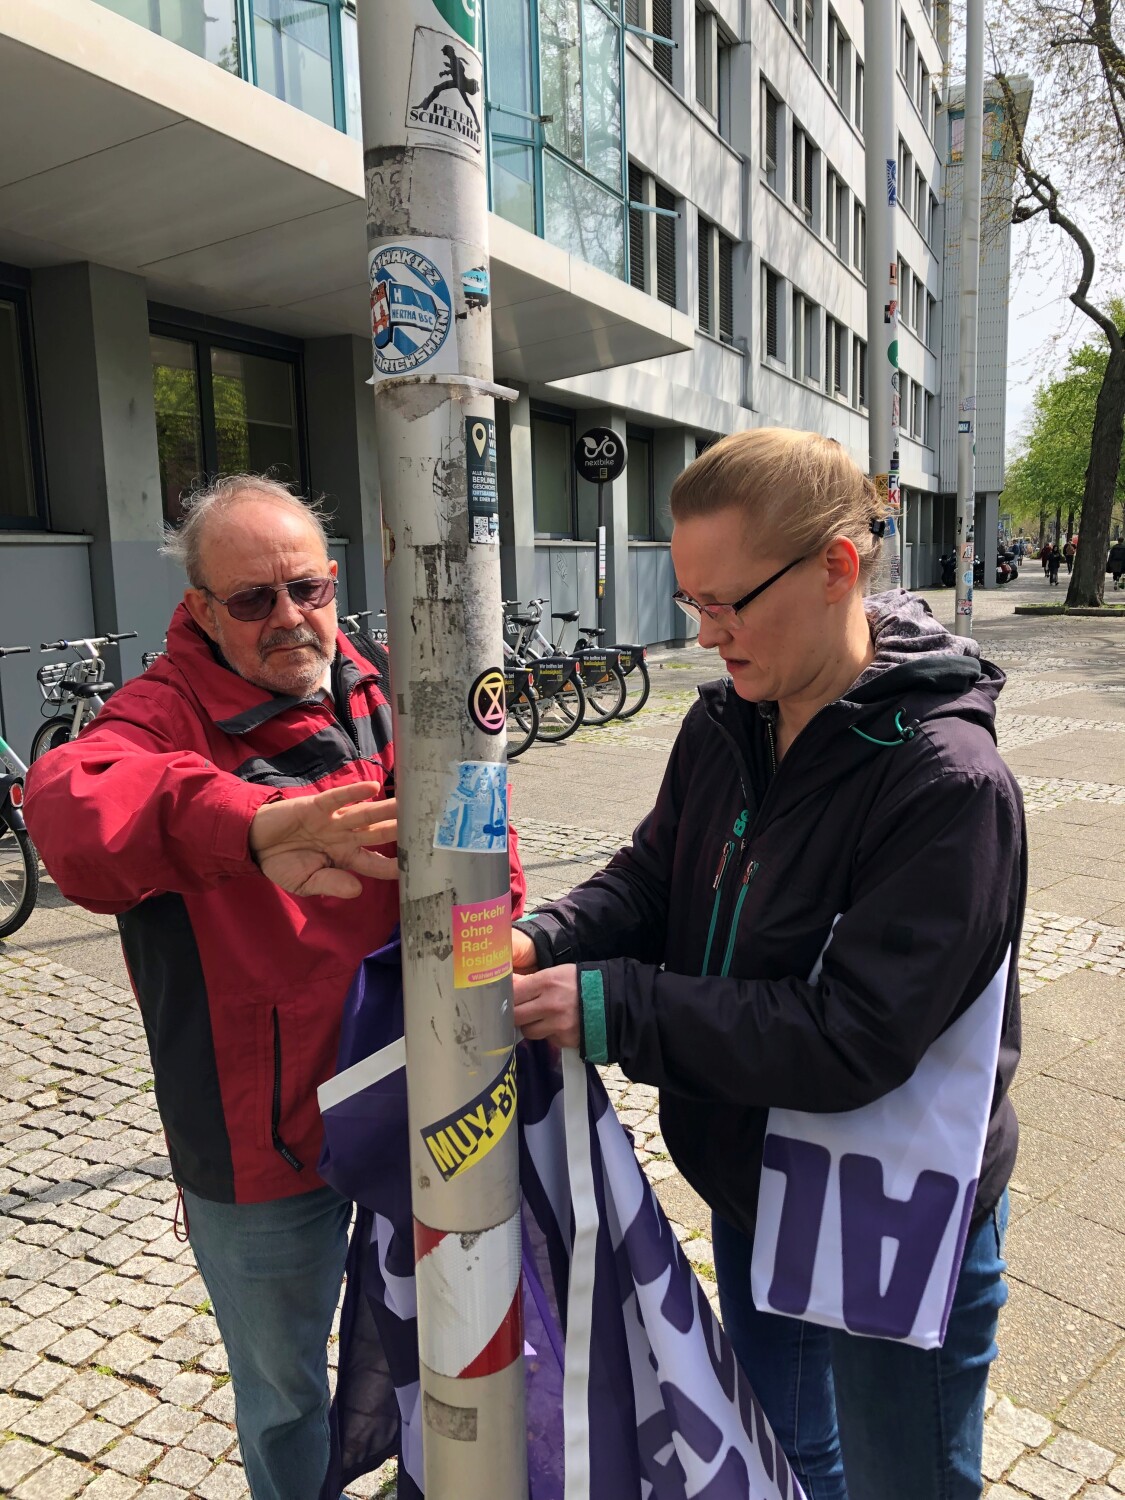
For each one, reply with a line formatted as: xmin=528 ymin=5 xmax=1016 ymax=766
xmin=368 ymin=240 xmax=456 ymax=383
xmin=407 ymin=27 xmax=482 ymax=159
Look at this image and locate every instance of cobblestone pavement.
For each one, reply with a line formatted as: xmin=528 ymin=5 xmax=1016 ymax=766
xmin=0 ymin=570 xmax=1122 ymax=1498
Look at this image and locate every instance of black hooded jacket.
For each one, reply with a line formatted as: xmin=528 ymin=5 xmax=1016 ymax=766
xmin=519 ymin=593 xmax=1026 ymax=1241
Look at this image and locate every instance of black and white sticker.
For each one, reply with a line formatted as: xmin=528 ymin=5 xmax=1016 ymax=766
xmin=406 ymin=26 xmax=483 ymax=160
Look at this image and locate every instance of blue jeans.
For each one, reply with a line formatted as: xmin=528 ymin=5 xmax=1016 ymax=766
xmin=184 ymin=1185 xmax=351 ymax=1500
xmin=713 ymin=1191 xmax=1009 ymax=1500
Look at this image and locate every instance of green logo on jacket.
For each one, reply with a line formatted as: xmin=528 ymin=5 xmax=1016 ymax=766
xmin=431 ymin=0 xmax=479 ymax=48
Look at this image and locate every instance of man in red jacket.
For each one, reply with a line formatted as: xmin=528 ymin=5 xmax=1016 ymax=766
xmin=24 ymin=475 xmax=525 ymax=1500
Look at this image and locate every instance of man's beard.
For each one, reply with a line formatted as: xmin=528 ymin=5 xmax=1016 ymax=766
xmin=251 ymin=626 xmax=332 ymax=697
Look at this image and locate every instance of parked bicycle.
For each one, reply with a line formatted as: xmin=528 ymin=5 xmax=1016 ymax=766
xmin=502 ymin=625 xmax=587 ymax=745
xmin=571 ymin=624 xmax=651 ymax=720
xmin=31 ymin=632 xmax=137 ymax=762
xmin=0 ymin=647 xmax=39 ymax=939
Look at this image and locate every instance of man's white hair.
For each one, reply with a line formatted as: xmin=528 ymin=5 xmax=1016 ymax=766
xmin=160 ymin=475 xmax=333 ymax=588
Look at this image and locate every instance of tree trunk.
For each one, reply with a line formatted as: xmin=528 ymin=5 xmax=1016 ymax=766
xmin=1065 ymin=504 xmax=1075 ymax=542
xmin=1066 ymin=343 xmax=1125 ymax=607
xmin=1054 ymin=504 xmax=1062 ymax=544
xmin=1038 ymin=504 xmax=1048 ymax=545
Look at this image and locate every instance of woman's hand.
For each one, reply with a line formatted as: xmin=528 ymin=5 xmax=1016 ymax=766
xmin=512 ymin=965 xmax=580 ymax=1050
xmin=512 ymin=927 xmax=539 ymax=974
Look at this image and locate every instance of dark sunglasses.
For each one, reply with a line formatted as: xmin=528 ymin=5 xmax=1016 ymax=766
xmin=673 ymin=554 xmax=809 ymax=625
xmin=204 ymin=576 xmax=338 ymax=623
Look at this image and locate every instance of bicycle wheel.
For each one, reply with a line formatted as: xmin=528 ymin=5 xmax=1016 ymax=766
xmin=581 ymin=661 xmax=627 ymax=724
xmin=30 ymin=719 xmax=73 ymax=763
xmin=506 ymin=686 xmax=539 ymax=759
xmin=617 ymin=657 xmax=651 ymax=720
xmin=534 ymin=666 xmax=586 ymax=744
xmin=0 ymin=824 xmax=38 ymax=940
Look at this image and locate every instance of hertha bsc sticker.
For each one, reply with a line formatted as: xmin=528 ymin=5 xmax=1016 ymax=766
xmin=407 ymin=26 xmax=482 ymax=160
xmin=368 ymin=241 xmax=455 ymax=383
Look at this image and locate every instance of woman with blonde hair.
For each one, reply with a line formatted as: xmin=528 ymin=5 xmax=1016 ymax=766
xmin=513 ymin=427 xmax=1024 ymax=1499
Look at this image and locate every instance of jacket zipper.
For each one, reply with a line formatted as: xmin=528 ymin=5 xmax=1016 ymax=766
xmin=701 ymin=809 xmax=748 ymax=976
xmin=719 ymin=859 xmax=760 ymax=977
xmin=271 ymin=1009 xmax=304 ymax=1173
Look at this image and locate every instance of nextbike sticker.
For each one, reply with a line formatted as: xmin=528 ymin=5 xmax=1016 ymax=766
xmin=452 ymin=893 xmax=512 ymax=988
xmin=434 ymin=761 xmax=507 ymax=853
xmin=421 ymin=1048 xmax=517 ymax=1182
xmin=368 ymin=240 xmax=455 ymax=384
xmin=407 ymin=26 xmax=482 ymax=161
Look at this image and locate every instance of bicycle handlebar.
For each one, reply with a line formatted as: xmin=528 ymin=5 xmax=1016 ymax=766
xmin=0 ymin=646 xmax=30 ymax=657
xmin=106 ymin=632 xmax=138 ymax=643
xmin=40 ymin=632 xmax=136 ymax=652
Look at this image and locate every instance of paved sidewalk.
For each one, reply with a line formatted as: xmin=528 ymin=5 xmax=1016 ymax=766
xmin=0 ymin=569 xmax=1121 ymax=1498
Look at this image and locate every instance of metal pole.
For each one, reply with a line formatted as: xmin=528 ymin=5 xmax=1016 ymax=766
xmin=954 ymin=0 xmax=985 ymax=634
xmin=356 ymin=4 xmax=528 ymax=1496
xmin=596 ymin=481 xmax=606 ymax=631
xmin=862 ymin=0 xmax=901 ymax=588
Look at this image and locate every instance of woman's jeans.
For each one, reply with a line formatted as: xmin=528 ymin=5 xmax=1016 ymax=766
xmin=713 ymin=1191 xmax=1010 ymax=1500
xmin=184 ymin=1185 xmax=351 ymax=1500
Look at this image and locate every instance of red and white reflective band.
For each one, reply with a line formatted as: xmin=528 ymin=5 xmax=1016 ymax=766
xmin=414 ymin=1209 xmax=522 ymax=1379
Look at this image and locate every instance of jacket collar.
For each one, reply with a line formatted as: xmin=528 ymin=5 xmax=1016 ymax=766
xmin=164 ymin=604 xmax=380 ymax=737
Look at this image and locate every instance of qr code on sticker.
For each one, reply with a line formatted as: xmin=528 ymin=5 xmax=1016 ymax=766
xmin=472 ymin=516 xmax=492 ymax=543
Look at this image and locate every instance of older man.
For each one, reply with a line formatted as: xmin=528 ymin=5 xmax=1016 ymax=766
xmin=25 ymin=475 xmax=525 ymax=1500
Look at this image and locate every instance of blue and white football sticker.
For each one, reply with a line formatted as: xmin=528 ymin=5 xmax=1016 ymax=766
xmin=368 ymin=241 xmax=456 ymax=383
xmin=434 ymin=761 xmax=508 ymax=854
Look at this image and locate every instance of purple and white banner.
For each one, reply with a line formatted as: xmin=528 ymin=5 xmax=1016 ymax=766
xmin=752 ymin=943 xmax=1010 ymax=1349
xmin=317 ymin=940 xmax=803 ymax=1499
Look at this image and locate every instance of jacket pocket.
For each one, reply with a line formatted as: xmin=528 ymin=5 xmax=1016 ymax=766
xmin=270 ymin=1007 xmax=305 ymax=1173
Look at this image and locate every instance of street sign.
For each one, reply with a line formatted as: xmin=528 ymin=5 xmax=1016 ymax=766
xmin=574 ymin=427 xmax=628 ymax=484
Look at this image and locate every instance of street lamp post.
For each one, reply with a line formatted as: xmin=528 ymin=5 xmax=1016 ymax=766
xmin=355 ymin=2 xmax=528 ymax=1494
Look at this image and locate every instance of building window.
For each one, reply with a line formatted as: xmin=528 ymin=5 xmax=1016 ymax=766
xmin=897 ymin=257 xmax=909 ymax=320
xmin=695 ymin=3 xmax=731 ymax=131
xmin=792 ymin=124 xmax=817 ymax=227
xmin=697 ymin=213 xmax=712 ymax=332
xmin=151 ymin=326 xmax=303 ymax=527
xmin=898 ymin=137 xmax=913 ymax=218
xmin=487 ymin=0 xmax=628 ymax=282
xmin=928 ymin=188 xmax=940 ymax=245
xmin=918 ymin=61 xmax=930 ymax=118
xmin=0 ymin=289 xmax=45 ymax=529
xmin=925 ymin=391 xmax=936 ymax=447
xmin=827 ymin=9 xmax=849 ymax=108
xmin=854 ymin=57 xmax=864 ymax=133
xmin=762 ymin=83 xmax=780 ymax=190
xmin=655 ymin=181 xmax=679 ymax=307
xmin=853 ymin=201 xmax=866 ymax=277
xmin=628 ymin=162 xmax=647 ymax=291
xmin=899 ymin=15 xmax=915 ymax=84
xmin=792 ymin=290 xmax=819 ymax=382
xmin=794 ymin=0 xmax=815 ymax=56
xmin=716 ymin=31 xmax=733 ymax=138
xmin=252 ymin=0 xmax=336 ymax=129
xmin=652 ymin=0 xmax=674 ymax=82
xmin=826 ymin=167 xmax=847 ymax=258
xmin=855 ymin=337 xmax=867 ymax=407
xmin=915 ymin=168 xmax=927 ymax=230
xmin=531 ymin=407 xmax=577 ymax=538
xmin=763 ymin=266 xmax=782 ymax=360
xmin=926 ymin=292 xmax=938 ymax=349
xmin=825 ymin=316 xmax=846 ymax=397
xmin=911 ymin=379 xmax=922 ymax=438
xmin=625 ymin=0 xmax=642 ymax=21
xmin=718 ymin=232 xmax=735 ymax=343
xmin=627 ymin=425 xmax=655 ymax=539
xmin=912 ymin=274 xmax=924 ymax=334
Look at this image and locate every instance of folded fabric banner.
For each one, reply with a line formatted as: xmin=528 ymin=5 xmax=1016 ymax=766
xmin=317 ymin=939 xmax=802 ymax=1500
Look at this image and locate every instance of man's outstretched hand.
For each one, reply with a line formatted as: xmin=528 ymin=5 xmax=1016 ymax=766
xmin=250 ymin=785 xmax=398 ymax=898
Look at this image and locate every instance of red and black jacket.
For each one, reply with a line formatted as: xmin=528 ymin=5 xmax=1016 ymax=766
xmin=24 ymin=606 xmax=526 ymax=1204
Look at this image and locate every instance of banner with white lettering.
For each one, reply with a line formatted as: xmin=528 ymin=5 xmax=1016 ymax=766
xmin=317 ymin=939 xmax=803 ymax=1499
xmin=751 ymin=944 xmax=1010 ymax=1349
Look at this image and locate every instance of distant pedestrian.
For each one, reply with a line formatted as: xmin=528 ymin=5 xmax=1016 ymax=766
xmin=1047 ymin=545 xmax=1062 ymax=586
xmin=1064 ymin=537 xmax=1076 ymax=574
xmin=1040 ymin=542 xmax=1052 ymax=575
xmin=1108 ymin=540 xmax=1125 ymax=590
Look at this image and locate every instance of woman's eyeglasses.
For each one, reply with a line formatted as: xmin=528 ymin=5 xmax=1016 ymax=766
xmin=672 ymin=554 xmax=808 ymax=625
xmin=203 ymin=577 xmax=338 ymax=623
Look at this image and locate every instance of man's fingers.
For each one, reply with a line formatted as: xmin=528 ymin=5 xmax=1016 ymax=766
xmin=329 ymin=803 xmax=398 ymax=840
xmin=312 ymin=783 xmax=388 ymax=815
xmin=297 ymin=867 xmax=365 ymax=899
xmin=344 ymin=848 xmax=401 ymax=881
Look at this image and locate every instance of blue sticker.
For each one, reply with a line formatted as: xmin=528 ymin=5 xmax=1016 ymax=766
xmin=369 ymin=244 xmax=453 ymax=378
xmin=462 ymin=265 xmax=490 ymax=308
xmin=886 ymin=159 xmax=897 ymax=206
xmin=434 ymin=761 xmax=508 ymax=854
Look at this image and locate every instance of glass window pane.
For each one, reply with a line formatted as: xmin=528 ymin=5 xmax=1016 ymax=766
xmin=627 ymin=435 xmax=652 ymax=539
xmin=582 ymin=0 xmax=623 ymax=189
xmin=253 ymin=0 xmax=335 ymax=128
xmin=99 ymin=0 xmax=241 ymax=71
xmin=541 ymin=0 xmax=584 ymax=167
xmin=532 ymin=416 xmax=574 ymax=536
xmin=210 ymin=348 xmax=300 ymax=483
xmin=486 ymin=0 xmax=534 ymax=133
xmin=0 ymin=302 xmax=37 ymax=523
xmin=341 ymin=5 xmax=361 ymax=139
xmin=491 ymin=140 xmax=537 ymax=232
xmin=543 ymin=154 xmax=625 ymax=279
xmin=151 ymin=335 xmax=204 ymax=526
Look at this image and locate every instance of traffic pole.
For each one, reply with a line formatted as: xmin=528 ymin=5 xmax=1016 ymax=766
xmin=954 ymin=0 xmax=986 ymax=635
xmin=862 ymin=0 xmax=901 ymax=590
xmin=355 ymin=4 xmax=528 ymax=1495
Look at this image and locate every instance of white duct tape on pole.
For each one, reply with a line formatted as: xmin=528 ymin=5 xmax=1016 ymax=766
xmin=415 ymin=1210 xmax=522 ymax=1379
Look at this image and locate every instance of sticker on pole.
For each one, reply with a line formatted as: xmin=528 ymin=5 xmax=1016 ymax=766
xmin=886 ymin=160 xmax=897 ymax=206
xmin=407 ymin=26 xmax=482 ymax=160
xmin=959 ymin=419 xmax=972 ymax=434
xmin=467 ymin=667 xmax=506 ymax=734
xmin=368 ymin=240 xmax=455 ymax=384
xmin=452 ymin=893 xmax=512 ymax=989
xmin=420 ymin=1048 xmax=517 ymax=1181
xmin=434 ymin=761 xmax=508 ymax=853
xmin=466 ymin=417 xmax=499 ymax=544
xmin=574 ymin=428 xmax=628 ymax=484
xmin=430 ymin=0 xmax=480 ymax=49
